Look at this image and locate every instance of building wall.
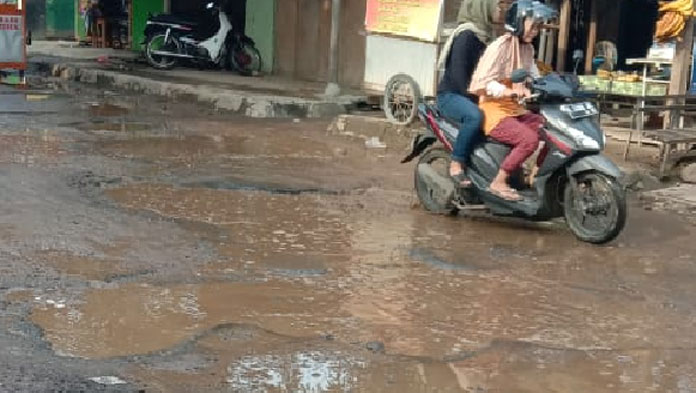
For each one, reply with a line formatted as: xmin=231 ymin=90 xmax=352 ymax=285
xmin=274 ymin=0 xmax=366 ymax=88
xmin=245 ymin=0 xmax=274 ymax=74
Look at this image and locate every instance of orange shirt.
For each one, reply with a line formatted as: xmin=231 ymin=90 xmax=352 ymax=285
xmin=479 ymin=99 xmax=527 ymax=134
xmin=478 ymin=80 xmax=528 ymax=135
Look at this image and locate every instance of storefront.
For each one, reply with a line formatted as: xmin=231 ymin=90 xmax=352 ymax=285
xmin=76 ymin=0 xmax=165 ymax=50
xmin=567 ymin=0 xmax=694 ymax=98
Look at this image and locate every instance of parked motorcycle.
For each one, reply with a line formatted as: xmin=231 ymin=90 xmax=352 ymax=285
xmin=143 ymin=1 xmax=262 ymax=75
xmin=403 ymin=70 xmax=627 ymax=244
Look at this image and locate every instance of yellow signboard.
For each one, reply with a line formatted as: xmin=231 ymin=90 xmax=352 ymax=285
xmin=365 ymin=0 xmax=443 ymax=42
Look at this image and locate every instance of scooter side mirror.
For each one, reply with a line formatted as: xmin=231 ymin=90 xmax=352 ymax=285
xmin=511 ymin=69 xmax=529 ymax=83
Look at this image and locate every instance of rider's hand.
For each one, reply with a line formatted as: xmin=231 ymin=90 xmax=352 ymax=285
xmin=514 ymin=86 xmax=532 ymax=98
xmin=502 ymin=88 xmax=518 ymax=98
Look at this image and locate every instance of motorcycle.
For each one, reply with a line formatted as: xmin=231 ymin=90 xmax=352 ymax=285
xmin=143 ymin=1 xmax=262 ymax=75
xmin=403 ymin=70 xmax=627 ymax=244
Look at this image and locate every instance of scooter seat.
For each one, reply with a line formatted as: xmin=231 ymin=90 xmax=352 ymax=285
xmin=149 ymin=14 xmax=198 ymax=28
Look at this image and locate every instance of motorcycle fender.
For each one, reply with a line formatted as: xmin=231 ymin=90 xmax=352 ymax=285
xmin=567 ymin=154 xmax=622 ymax=179
xmin=401 ymin=129 xmax=437 ymax=164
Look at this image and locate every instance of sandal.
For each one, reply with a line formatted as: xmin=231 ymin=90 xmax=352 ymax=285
xmin=488 ymin=187 xmax=523 ymax=201
xmin=451 ymin=171 xmax=473 ymax=188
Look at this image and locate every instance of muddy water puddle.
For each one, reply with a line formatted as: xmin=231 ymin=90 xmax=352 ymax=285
xmin=0 ymin=133 xmax=68 ymax=164
xmin=75 ymin=119 xmax=152 ymax=133
xmin=87 ymin=102 xmax=130 ymax=117
xmin=97 ymin=135 xmax=251 ymax=163
xmin=107 ymin=184 xmax=353 ymax=276
xmin=130 ymin=337 xmax=696 ymax=392
xmin=31 ymin=281 xmax=347 ymax=359
xmin=28 ymin=190 xmax=696 ymax=391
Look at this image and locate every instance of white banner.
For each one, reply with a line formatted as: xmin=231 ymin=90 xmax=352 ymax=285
xmin=0 ymin=15 xmax=23 ymax=63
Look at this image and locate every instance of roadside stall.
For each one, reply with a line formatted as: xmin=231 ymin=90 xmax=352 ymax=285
xmin=0 ymin=0 xmax=27 ymax=86
xmin=363 ymin=0 xmax=446 ymax=125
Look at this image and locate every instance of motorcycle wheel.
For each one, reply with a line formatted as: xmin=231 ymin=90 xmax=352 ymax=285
xmin=414 ymin=148 xmax=459 ymax=216
xmin=383 ymin=73 xmax=421 ymax=126
xmin=230 ymin=42 xmax=262 ymax=76
xmin=564 ymin=172 xmax=627 ymax=244
xmin=145 ymin=34 xmax=180 ymax=70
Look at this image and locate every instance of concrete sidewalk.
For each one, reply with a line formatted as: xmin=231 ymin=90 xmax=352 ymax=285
xmin=28 ymin=41 xmax=366 ymax=118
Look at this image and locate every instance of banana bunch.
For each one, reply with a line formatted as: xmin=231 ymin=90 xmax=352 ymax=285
xmin=655 ymin=0 xmax=694 ymax=42
xmin=660 ymin=0 xmax=694 ymax=13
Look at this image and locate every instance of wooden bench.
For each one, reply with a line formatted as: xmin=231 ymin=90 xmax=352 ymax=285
xmin=622 ymin=95 xmax=696 ymax=176
xmin=642 ymin=129 xmax=696 ymax=177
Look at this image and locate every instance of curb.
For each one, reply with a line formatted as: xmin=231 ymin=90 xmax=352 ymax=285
xmin=43 ymin=62 xmax=354 ymax=119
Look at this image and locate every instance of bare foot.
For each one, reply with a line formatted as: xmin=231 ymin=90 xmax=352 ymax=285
xmin=489 ymin=185 xmax=522 ymax=201
xmin=489 ymin=177 xmax=521 ymax=201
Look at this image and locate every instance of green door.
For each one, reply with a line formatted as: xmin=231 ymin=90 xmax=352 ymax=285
xmin=46 ymin=0 xmax=76 ymax=39
xmin=133 ymin=0 xmax=165 ymax=51
xmin=245 ymin=0 xmax=274 ymax=73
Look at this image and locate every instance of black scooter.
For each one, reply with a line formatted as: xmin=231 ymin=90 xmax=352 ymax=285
xmin=143 ymin=1 xmax=261 ymax=75
xmin=403 ymin=70 xmax=627 ymax=244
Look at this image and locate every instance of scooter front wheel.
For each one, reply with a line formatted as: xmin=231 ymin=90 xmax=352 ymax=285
xmin=414 ymin=148 xmax=459 ymax=216
xmin=145 ymin=34 xmax=180 ymax=70
xmin=564 ymin=172 xmax=627 ymax=244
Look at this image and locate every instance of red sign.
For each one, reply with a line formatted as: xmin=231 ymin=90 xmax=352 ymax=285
xmin=0 ymin=15 xmax=21 ymax=31
xmin=0 ymin=4 xmax=26 ymax=70
xmin=365 ymin=0 xmax=443 ymax=42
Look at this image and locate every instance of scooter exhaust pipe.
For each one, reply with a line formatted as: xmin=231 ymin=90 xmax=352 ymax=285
xmin=150 ymin=50 xmax=197 ymax=59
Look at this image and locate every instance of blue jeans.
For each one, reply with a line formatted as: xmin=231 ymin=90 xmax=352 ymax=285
xmin=437 ymin=92 xmax=483 ymax=164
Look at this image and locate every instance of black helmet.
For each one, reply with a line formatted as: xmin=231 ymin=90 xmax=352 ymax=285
xmin=505 ymin=0 xmax=558 ymax=37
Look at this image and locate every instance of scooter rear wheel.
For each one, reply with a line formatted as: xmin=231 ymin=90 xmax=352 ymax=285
xmin=564 ymin=172 xmax=627 ymax=244
xmin=230 ymin=43 xmax=262 ymax=76
xmin=414 ymin=148 xmax=459 ymax=216
xmin=145 ymin=34 xmax=180 ymax=70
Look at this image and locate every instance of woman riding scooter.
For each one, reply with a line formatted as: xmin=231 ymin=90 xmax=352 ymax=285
xmin=469 ymin=0 xmax=547 ymax=201
xmin=437 ymin=0 xmax=511 ymax=187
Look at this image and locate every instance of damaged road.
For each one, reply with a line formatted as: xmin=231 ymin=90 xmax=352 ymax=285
xmin=2 ymin=80 xmax=696 ymax=392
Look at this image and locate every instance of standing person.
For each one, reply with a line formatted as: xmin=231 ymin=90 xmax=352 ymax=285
xmin=437 ymin=0 xmax=511 ymax=187
xmin=468 ymin=1 xmax=554 ymax=201
xmin=84 ymin=0 xmax=101 ymax=44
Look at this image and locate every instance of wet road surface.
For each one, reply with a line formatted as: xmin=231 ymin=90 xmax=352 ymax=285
xmin=1 ymin=81 xmax=696 ymax=392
